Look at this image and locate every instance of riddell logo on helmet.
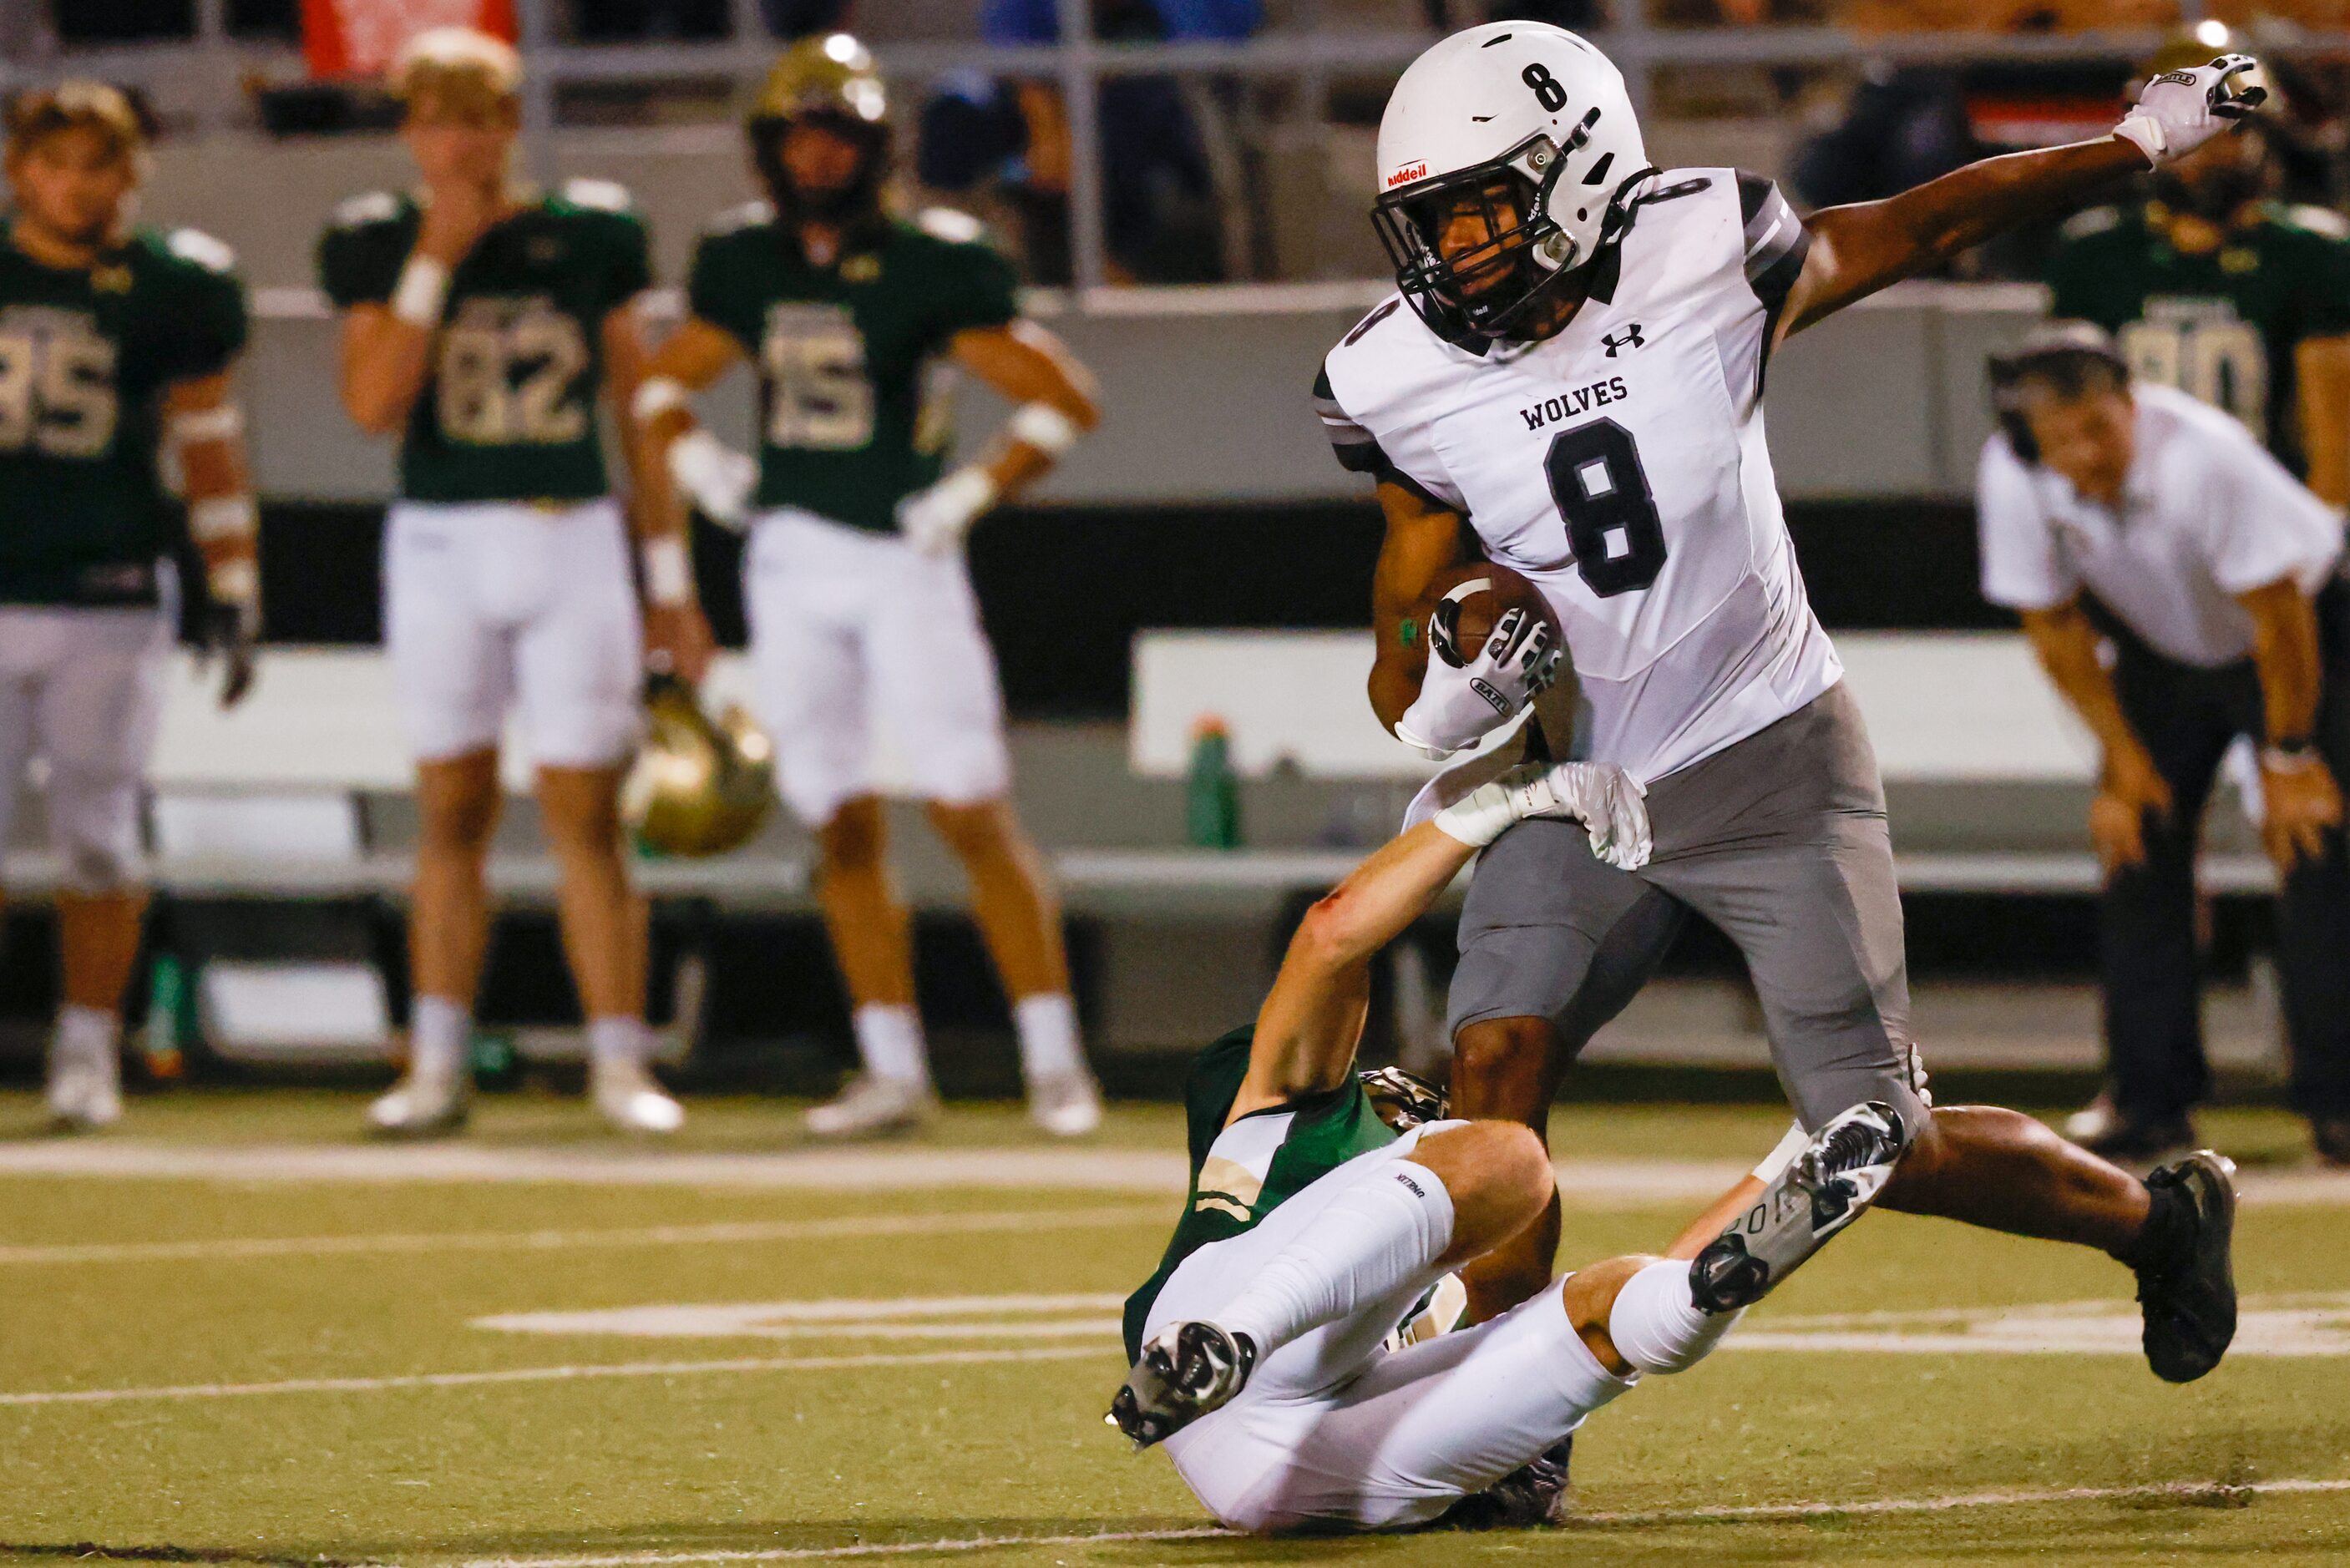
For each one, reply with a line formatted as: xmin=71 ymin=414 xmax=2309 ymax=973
xmin=1386 ymin=162 xmax=1428 ymax=189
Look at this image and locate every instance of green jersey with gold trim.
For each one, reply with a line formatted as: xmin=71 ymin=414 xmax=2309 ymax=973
xmin=2046 ymin=200 xmax=2350 ymax=471
xmin=0 ymin=221 xmax=248 ymax=606
xmin=1122 ymin=1027 xmax=1396 ymax=1363
xmin=316 ymin=180 xmax=652 ymax=503
xmin=685 ymin=204 xmax=1021 ymax=534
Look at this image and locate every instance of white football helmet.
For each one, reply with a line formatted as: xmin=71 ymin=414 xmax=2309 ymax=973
xmin=1371 ymin=21 xmax=1649 ymax=342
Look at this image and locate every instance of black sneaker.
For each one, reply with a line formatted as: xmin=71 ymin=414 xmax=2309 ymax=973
xmin=1106 ymin=1321 xmax=1255 ymax=1449
xmin=1435 ymin=1435 xmax=1573 ymax=1530
xmin=2135 ymin=1151 xmax=2238 ymax=1384
xmin=2079 ymin=1111 xmax=2200 ymax=1164
xmin=1689 ymin=1101 xmax=1906 ymax=1314
xmin=2312 ymin=1116 xmax=2350 ymax=1170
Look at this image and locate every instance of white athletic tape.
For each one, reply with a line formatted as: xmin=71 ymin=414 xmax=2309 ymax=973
xmin=167 ymin=402 xmax=245 ymax=443
xmin=390 ymin=254 xmax=450 ymax=327
xmin=188 ymin=494 xmax=258 ymax=543
xmin=641 ymin=534 xmax=692 ymax=606
xmin=1007 ymin=400 xmax=1080 ymax=455
xmin=206 ymin=557 xmax=260 ymax=608
xmin=631 ymin=375 xmax=690 ymax=426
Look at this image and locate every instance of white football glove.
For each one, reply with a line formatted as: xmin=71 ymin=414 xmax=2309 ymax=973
xmin=666 ymin=428 xmax=759 ymax=531
xmin=897 ymin=466 xmax=1001 ymax=556
xmin=2114 ymin=53 xmax=2267 ymax=167
xmin=1432 ymin=759 xmax=1651 ymax=870
xmin=1395 ymin=604 xmax=1563 ymax=760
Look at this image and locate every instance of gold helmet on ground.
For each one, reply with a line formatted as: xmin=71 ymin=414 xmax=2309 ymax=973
xmin=747 ymin=33 xmax=891 ymax=222
xmin=391 ymin=27 xmax=523 ymax=121
xmin=623 ymin=680 xmax=776 ymax=858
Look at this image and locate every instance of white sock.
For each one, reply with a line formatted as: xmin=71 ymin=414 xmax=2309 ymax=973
xmin=587 ymin=1016 xmax=650 ymax=1070
xmin=1607 ymin=1258 xmax=1742 ymax=1375
xmin=1213 ymin=1157 xmax=1456 ymax=1357
xmin=54 ymin=1005 xmax=119 ymax=1071
xmin=853 ymin=1004 xmax=929 ymax=1085
xmin=408 ymin=995 xmax=469 ymax=1083
xmin=1013 ymin=993 xmax=1085 ymax=1080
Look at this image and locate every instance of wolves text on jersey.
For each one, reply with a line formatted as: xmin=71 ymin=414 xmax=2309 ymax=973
xmin=1517 ymin=374 xmax=1628 ymax=432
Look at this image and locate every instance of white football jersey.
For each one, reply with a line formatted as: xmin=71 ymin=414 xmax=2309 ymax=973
xmin=1319 ymin=169 xmax=1841 ymax=784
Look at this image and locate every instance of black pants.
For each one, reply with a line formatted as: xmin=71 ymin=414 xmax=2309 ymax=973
xmin=2101 ymin=587 xmax=2350 ymax=1121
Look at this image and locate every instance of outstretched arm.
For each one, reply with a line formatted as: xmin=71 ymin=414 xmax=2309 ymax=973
xmin=1368 ymin=480 xmax=1466 ymax=733
xmin=1778 ymin=54 xmax=2267 ymax=344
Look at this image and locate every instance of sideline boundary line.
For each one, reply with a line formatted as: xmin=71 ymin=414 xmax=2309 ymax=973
xmin=0 ymin=1206 xmax=1168 ymax=1268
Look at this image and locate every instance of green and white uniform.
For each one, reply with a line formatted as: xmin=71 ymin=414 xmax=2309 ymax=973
xmin=316 ymin=180 xmax=651 ymax=767
xmin=686 ymin=202 xmax=1021 ymax=824
xmin=2046 ymin=201 xmax=2350 ymax=473
xmin=1126 ymin=1028 xmax=1634 ymax=1534
xmin=0 ymin=221 xmax=247 ymax=889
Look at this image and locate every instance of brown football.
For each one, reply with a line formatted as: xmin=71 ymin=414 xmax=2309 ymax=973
xmin=1422 ymin=560 xmax=1559 ymax=665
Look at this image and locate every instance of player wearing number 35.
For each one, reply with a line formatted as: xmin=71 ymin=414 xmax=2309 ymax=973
xmin=634 ymin=36 xmax=1105 ymax=1141
xmin=318 ymin=29 xmax=696 ymax=1139
xmin=0 ymin=83 xmax=259 ymax=1130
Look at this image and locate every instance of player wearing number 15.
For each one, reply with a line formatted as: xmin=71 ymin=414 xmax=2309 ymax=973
xmin=0 ymin=83 xmax=258 ymax=1130
xmin=635 ymin=35 xmax=1106 ymax=1140
xmin=317 ymin=28 xmax=699 ymax=1139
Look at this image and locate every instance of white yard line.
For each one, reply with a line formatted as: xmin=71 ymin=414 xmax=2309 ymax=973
xmin=446 ymin=1477 xmax=2350 ymax=1566
xmin=0 ymin=1206 xmax=1169 ymax=1267
xmin=3 ymin=1138 xmax=2344 ymax=1206
xmin=0 ymin=1346 xmax=1107 ymax=1409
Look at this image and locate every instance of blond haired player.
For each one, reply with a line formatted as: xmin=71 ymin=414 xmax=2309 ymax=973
xmin=318 ymin=30 xmax=706 ymax=1136
xmin=0 ymin=83 xmax=256 ymax=1130
xmin=634 ymin=37 xmax=1106 ymax=1139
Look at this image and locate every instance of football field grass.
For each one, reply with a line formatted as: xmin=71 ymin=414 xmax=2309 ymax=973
xmin=1 ymin=1090 xmax=2347 ymax=1567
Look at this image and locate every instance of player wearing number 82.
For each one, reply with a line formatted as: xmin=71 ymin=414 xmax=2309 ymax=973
xmin=1324 ymin=21 xmax=2257 ymax=1362
xmin=317 ymin=28 xmax=693 ymax=1137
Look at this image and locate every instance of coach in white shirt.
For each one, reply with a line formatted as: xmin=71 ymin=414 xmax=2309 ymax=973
xmin=1979 ymin=321 xmax=2350 ymax=1167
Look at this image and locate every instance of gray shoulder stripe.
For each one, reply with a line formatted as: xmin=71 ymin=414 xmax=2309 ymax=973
xmin=1745 ymin=201 xmax=1806 ymax=279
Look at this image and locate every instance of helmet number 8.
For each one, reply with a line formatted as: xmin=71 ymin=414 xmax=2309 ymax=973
xmin=1522 ymin=63 xmax=1568 ymax=114
xmin=1543 ymin=419 xmax=1667 ymax=597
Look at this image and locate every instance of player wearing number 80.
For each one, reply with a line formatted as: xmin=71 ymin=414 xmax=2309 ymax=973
xmin=0 ymin=83 xmax=259 ymax=1130
xmin=317 ymin=28 xmax=694 ymax=1138
xmin=1325 ymin=21 xmax=2257 ymax=1369
xmin=635 ymin=35 xmax=1106 ymax=1139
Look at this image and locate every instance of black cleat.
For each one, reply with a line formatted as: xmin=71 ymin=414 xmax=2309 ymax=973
xmin=1106 ymin=1320 xmax=1255 ymax=1449
xmin=2135 ymin=1150 xmax=2237 ymax=1383
xmin=1690 ymin=1101 xmax=1906 ymax=1313
xmin=2312 ymin=1116 xmax=2350 ymax=1171
xmin=1435 ymin=1435 xmax=1574 ymax=1530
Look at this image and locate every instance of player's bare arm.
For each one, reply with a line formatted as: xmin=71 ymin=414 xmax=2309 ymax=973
xmin=2018 ymin=600 xmax=2173 ymax=870
xmin=891 ymin=318 xmax=1102 ymax=557
xmin=1778 ymin=56 xmax=2269 ymax=347
xmin=631 ymin=315 xmax=757 ymax=531
xmin=2292 ymin=334 xmax=2350 ymax=509
xmin=1367 ymin=480 xmax=1464 ymax=733
xmin=163 ymin=370 xmax=261 ymax=706
xmin=2238 ymin=575 xmax=2343 ymax=868
xmin=334 ymin=194 xmax=502 ymax=435
xmin=605 ymin=298 xmax=714 ymax=684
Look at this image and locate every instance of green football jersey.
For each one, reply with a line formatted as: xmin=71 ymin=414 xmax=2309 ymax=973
xmin=1122 ymin=1027 xmax=1397 ymax=1363
xmin=2046 ymin=200 xmax=2350 ymax=471
xmin=0 ymin=221 xmax=247 ymax=606
xmin=686 ymin=204 xmax=1021 ymax=533
xmin=316 ymin=180 xmax=652 ymax=504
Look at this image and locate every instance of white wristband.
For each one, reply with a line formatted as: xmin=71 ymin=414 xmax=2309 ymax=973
xmin=641 ymin=534 xmax=693 ymax=607
xmin=2112 ymin=117 xmax=2165 ymax=166
xmin=1750 ymin=1120 xmax=1812 ymax=1185
xmin=1431 ymin=781 xmax=1517 ymax=847
xmin=391 ymin=255 xmax=450 ymax=328
xmin=631 ymin=376 xmax=690 ymax=427
xmin=1008 ymin=401 xmax=1081 ymax=456
xmin=189 ymin=495 xmax=258 ymax=544
xmin=207 ymin=556 xmax=260 ymax=608
xmin=170 ymin=403 xmax=246 ymax=444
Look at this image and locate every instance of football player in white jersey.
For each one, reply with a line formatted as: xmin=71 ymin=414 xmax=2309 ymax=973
xmin=1319 ymin=23 xmax=2256 ymax=1379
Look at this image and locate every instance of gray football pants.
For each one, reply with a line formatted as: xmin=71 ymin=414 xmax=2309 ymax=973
xmin=1448 ymin=681 xmax=1930 ymax=1133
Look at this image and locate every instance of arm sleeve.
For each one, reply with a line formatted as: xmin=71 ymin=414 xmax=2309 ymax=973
xmin=1312 ymin=360 xmax=1464 ymax=513
xmin=685 ymin=233 xmax=757 ymax=351
xmin=1976 ymin=435 xmax=2076 ymax=611
xmin=932 ymin=240 xmax=1022 ymax=339
xmin=2201 ymin=427 xmax=2347 ymax=596
xmin=1736 ymin=172 xmax=1811 ymax=378
xmin=315 ymin=220 xmax=401 ymax=310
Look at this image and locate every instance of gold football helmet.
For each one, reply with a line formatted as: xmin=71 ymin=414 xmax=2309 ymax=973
xmin=623 ymin=679 xmax=776 ymax=858
xmin=747 ymin=33 xmax=890 ymax=222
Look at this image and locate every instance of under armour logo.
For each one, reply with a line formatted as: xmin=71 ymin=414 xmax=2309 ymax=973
xmin=1602 ymin=325 xmax=1645 ymax=357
